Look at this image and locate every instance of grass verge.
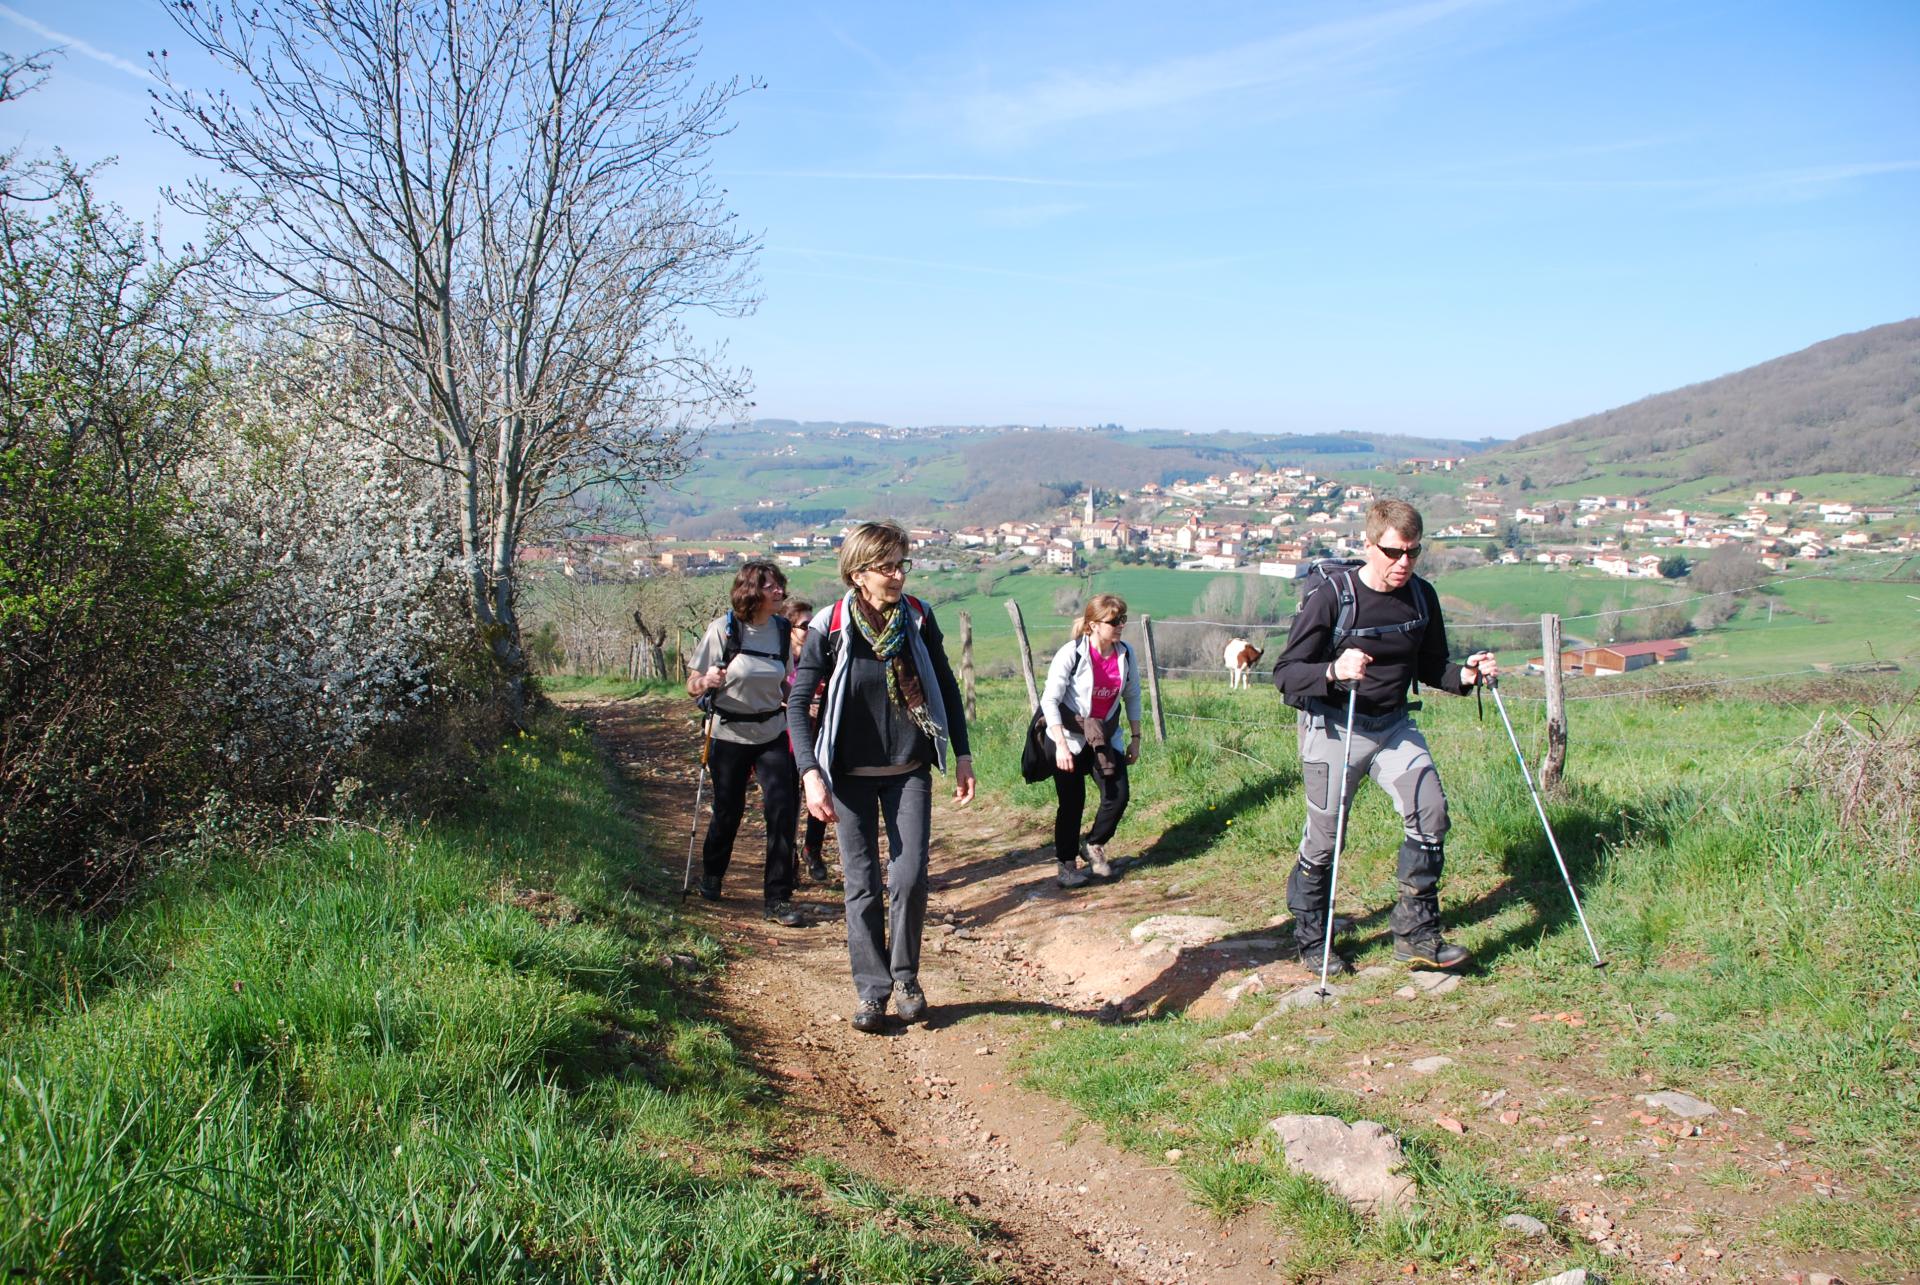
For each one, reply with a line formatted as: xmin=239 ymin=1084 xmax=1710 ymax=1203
xmin=1 ymin=706 xmax=1003 ymax=1283
xmin=968 ymin=673 xmax=1920 ymax=1280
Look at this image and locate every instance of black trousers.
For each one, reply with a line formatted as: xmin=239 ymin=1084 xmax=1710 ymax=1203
xmin=1051 ymin=746 xmax=1130 ymax=862
xmin=702 ymin=734 xmax=798 ymax=903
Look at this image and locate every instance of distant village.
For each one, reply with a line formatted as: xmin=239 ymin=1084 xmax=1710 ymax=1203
xmin=524 ymin=458 xmax=1917 ymax=590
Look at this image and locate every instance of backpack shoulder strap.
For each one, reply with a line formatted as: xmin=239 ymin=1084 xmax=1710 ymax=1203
xmin=1330 ymin=567 xmax=1359 ymax=655
xmin=772 ymin=612 xmax=793 ymax=664
xmin=719 ymin=610 xmax=742 ymax=667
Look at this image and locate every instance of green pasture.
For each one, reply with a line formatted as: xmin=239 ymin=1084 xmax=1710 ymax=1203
xmin=960 ymin=672 xmax=1920 ymax=1279
xmin=0 ymin=710 xmax=1003 ymax=1283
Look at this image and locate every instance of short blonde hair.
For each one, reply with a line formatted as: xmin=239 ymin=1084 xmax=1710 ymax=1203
xmin=1365 ymin=499 xmax=1423 ymax=546
xmin=1071 ymin=592 xmax=1128 ymax=639
xmin=837 ymin=520 xmax=910 ymax=585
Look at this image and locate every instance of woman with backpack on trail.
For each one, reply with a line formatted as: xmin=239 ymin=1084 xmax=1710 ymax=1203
xmin=781 ymin=597 xmax=834 ymax=885
xmin=787 ymin=520 xmax=974 ymax=1033
xmin=687 ymin=560 xmax=806 ymax=927
xmin=1041 ymin=594 xmax=1143 ymax=889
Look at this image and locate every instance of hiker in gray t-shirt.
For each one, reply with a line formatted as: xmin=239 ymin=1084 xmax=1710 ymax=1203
xmin=687 ymin=561 xmax=807 ymax=926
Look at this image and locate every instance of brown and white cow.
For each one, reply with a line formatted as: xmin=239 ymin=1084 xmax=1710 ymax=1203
xmin=1224 ymin=638 xmax=1263 ymax=690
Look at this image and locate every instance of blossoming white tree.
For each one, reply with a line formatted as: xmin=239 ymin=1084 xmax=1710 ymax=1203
xmin=188 ymin=339 xmax=458 ymax=775
xmin=153 ymin=0 xmax=758 ymax=713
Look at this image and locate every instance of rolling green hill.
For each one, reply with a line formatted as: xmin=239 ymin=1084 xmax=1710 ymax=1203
xmin=1482 ymin=317 xmax=1920 ymax=493
xmin=654 ymin=423 xmax=1488 ymax=536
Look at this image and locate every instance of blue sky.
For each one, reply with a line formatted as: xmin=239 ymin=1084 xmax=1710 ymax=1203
xmin=4 ymin=1 xmax=1916 ymax=439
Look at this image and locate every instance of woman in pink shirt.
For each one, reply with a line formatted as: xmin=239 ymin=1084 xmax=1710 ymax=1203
xmin=1039 ymin=594 xmax=1144 ymax=888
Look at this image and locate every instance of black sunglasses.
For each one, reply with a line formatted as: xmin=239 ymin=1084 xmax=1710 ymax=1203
xmin=1374 ymin=543 xmax=1421 ymax=562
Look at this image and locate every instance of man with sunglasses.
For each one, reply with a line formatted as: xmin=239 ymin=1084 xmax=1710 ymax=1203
xmin=1271 ymin=499 xmax=1497 ymax=975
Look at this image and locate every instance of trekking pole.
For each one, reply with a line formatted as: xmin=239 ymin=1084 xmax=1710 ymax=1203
xmin=1316 ymin=685 xmax=1359 ymax=999
xmin=1486 ymin=678 xmax=1606 ymax=968
xmin=681 ymin=710 xmax=717 ymax=900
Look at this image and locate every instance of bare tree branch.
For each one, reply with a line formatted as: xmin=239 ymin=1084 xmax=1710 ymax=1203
xmin=151 ymin=0 xmax=759 ymax=712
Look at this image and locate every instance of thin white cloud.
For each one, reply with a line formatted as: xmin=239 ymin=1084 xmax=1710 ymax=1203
xmin=766 ymin=244 xmax=1245 ymax=310
xmin=0 ymin=5 xmax=159 ymax=84
xmin=958 ymin=0 xmax=1510 ymax=145
xmin=726 ymin=168 xmax=1131 ymax=189
xmin=980 ymin=201 xmax=1086 ymax=228
xmin=1426 ymin=159 xmax=1920 ymax=201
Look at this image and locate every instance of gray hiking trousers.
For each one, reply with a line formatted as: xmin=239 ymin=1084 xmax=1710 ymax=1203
xmin=1287 ymin=704 xmax=1451 ymax=949
xmin=832 ymin=768 xmax=932 ymax=1004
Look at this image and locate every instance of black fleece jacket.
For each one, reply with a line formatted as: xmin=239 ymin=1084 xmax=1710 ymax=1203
xmin=1271 ymin=572 xmax=1470 ymax=719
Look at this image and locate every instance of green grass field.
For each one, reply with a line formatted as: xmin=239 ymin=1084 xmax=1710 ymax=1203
xmin=0 ymin=707 xmax=1003 ymax=1283
xmin=962 ymin=671 xmax=1920 ymax=1279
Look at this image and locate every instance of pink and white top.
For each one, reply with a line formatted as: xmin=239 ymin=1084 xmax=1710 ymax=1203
xmin=1088 ymin=644 xmax=1123 ymax=722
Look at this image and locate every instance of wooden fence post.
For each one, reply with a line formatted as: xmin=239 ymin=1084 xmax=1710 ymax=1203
xmin=1141 ymin=615 xmax=1168 ymax=744
xmin=959 ymin=610 xmax=976 ymax=722
xmin=1006 ymin=600 xmax=1040 ymax=712
xmin=1541 ymin=611 xmax=1567 ymax=791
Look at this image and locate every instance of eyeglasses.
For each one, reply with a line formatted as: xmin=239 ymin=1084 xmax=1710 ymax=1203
xmin=1374 ymin=543 xmax=1421 ymax=562
xmin=862 ymin=559 xmax=912 ymax=577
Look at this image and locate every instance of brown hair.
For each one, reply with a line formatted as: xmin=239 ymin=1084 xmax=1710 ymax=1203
xmin=837 ymin=520 xmax=911 ymax=585
xmin=783 ymin=598 xmax=814 ymax=622
xmin=1365 ymin=499 xmax=1424 ymax=546
xmin=729 ymin=560 xmax=789 ymax=618
xmin=1071 ymin=592 xmax=1128 ymax=640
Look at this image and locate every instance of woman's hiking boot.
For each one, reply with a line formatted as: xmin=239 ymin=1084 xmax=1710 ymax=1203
xmin=764 ymin=900 xmax=805 ymax=928
xmin=1393 ymin=937 xmax=1470 ymax=969
xmin=698 ymin=874 xmax=722 ymax=902
xmin=894 ymin=979 xmax=929 ymax=1023
xmin=1056 ymin=860 xmax=1089 ymax=889
xmin=851 ymin=997 xmax=888 ymax=1033
xmin=804 ymin=847 xmax=831 ymax=884
xmin=1084 ymin=842 xmax=1114 ymax=880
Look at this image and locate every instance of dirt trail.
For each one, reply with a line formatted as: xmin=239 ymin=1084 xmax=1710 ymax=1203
xmin=573 ymin=693 xmax=1294 ymax=1284
xmin=572 ymin=693 xmax=1881 ymax=1285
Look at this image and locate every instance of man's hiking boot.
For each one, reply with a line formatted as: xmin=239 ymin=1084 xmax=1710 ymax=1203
xmin=894 ymin=980 xmax=929 ymax=1023
xmin=1303 ymin=948 xmax=1354 ymax=978
xmin=764 ymin=900 xmax=805 ymax=928
xmin=698 ymin=874 xmax=722 ymax=902
xmin=851 ymin=998 xmax=888 ymax=1033
xmin=1084 ymin=842 xmax=1114 ymax=880
xmin=804 ymin=848 xmax=831 ymax=884
xmin=1056 ymin=860 xmax=1089 ymax=889
xmin=1393 ymin=937 xmax=1470 ymax=969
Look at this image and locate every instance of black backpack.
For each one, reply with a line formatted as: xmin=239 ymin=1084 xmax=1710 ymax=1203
xmin=1281 ymin=560 xmax=1429 ymax=710
xmin=698 ymin=610 xmax=793 ymax=720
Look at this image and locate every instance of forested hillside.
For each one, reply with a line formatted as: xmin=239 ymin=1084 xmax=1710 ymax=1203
xmin=1490 ymin=318 xmax=1920 ymax=486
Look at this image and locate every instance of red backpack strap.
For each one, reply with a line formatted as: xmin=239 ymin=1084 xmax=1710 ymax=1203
xmin=904 ymin=593 xmax=926 ymax=624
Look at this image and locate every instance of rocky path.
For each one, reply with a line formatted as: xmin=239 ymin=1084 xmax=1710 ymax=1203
xmin=572 ymin=693 xmax=1882 ymax=1285
xmin=575 ymin=693 xmax=1294 ymax=1284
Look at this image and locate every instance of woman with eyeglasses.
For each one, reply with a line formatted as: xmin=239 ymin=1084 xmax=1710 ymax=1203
xmin=1041 ymin=594 xmax=1143 ymax=889
xmin=687 ymin=560 xmax=807 ymax=926
xmin=787 ymin=520 xmax=974 ymax=1033
xmin=1270 ymin=499 xmax=1498 ymax=976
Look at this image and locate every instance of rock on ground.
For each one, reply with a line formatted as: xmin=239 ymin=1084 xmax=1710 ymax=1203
xmin=1394 ymin=970 xmax=1462 ymax=998
xmin=1267 ymin=1114 xmax=1417 ymax=1216
xmin=1128 ymin=914 xmax=1235 ymax=949
xmin=1637 ymin=1090 xmax=1718 ymax=1119
xmin=1409 ymin=1056 xmax=1454 ymax=1074
xmin=1532 ymin=1270 xmax=1600 ymax=1285
xmin=1502 ymin=1212 xmax=1549 ymax=1238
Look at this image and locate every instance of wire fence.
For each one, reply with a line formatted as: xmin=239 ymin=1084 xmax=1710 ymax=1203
xmin=1137 ymin=554 xmax=1916 ymax=643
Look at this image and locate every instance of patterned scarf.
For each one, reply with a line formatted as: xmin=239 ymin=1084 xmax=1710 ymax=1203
xmin=851 ymin=593 xmax=939 ymax=739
